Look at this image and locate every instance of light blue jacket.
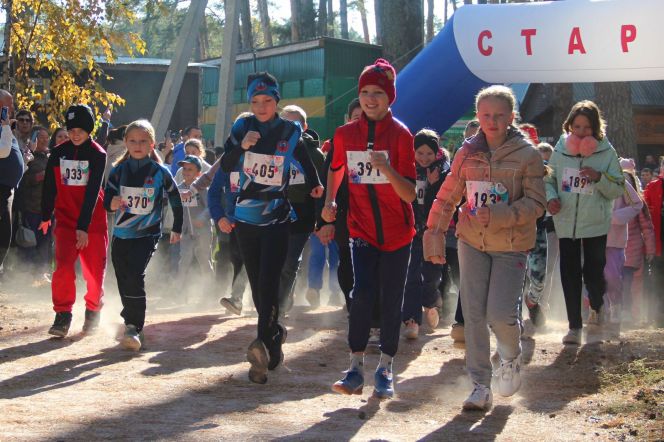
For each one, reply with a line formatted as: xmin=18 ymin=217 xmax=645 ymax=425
xmin=545 ymin=134 xmax=624 ymax=239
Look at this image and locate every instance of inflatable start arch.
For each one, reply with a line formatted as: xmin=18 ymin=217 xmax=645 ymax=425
xmin=392 ymin=0 xmax=664 ymax=135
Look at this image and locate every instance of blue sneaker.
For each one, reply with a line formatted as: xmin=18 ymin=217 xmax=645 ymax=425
xmin=331 ymin=369 xmax=364 ymax=395
xmin=373 ymin=367 xmax=394 ymax=399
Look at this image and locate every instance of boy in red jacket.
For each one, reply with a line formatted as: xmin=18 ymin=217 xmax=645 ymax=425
xmin=40 ymin=104 xmax=108 ymax=337
xmin=323 ymin=59 xmax=416 ymax=399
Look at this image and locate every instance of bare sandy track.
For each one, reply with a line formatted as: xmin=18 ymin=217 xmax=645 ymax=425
xmin=0 ymin=286 xmax=662 ymax=441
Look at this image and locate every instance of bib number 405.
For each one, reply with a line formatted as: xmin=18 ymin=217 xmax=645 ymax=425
xmin=252 ymin=163 xmax=277 ymax=179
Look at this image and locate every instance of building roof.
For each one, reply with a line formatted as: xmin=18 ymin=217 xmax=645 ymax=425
xmin=520 ymin=80 xmax=664 ymax=122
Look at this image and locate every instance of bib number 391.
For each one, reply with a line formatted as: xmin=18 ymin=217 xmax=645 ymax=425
xmin=562 ymin=167 xmax=594 ymax=195
xmin=244 ymin=152 xmax=284 ymax=186
xmin=346 ymin=151 xmax=389 ymax=184
xmin=60 ymin=159 xmax=89 ymax=186
xmin=120 ymin=186 xmax=156 ymax=215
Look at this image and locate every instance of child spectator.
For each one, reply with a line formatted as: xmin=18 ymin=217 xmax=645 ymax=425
xmin=40 ymin=104 xmax=108 ymax=337
xmin=545 ymin=101 xmax=624 ymax=344
xmin=208 ymin=154 xmax=248 ymax=316
xmin=276 ymin=105 xmax=325 ymax=314
xmin=174 ymin=139 xmax=211 ymax=184
xmin=622 ymin=166 xmax=655 ymax=323
xmin=523 ymin=141 xmax=554 ymax=329
xmin=402 ymin=128 xmax=449 ymax=339
xmin=603 ymin=159 xmax=642 ymax=324
xmin=425 ymin=85 xmax=545 ymax=411
xmin=104 ymin=119 xmax=183 ymax=350
xmin=448 ymin=119 xmax=480 ymax=344
xmin=643 ymin=164 xmax=664 ymax=326
xmin=176 ymin=155 xmax=213 ymax=303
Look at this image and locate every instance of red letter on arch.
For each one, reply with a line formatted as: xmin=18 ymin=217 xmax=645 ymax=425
xmin=478 ymin=30 xmax=493 ymax=56
xmin=521 ymin=29 xmax=537 ymax=55
xmin=621 ymin=24 xmax=637 ymax=52
xmin=568 ymin=27 xmax=587 ymax=54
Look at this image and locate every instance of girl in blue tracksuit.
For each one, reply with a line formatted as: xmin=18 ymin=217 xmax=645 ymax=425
xmin=219 ymin=72 xmax=323 ymax=384
xmin=104 ymin=119 xmax=183 ymax=351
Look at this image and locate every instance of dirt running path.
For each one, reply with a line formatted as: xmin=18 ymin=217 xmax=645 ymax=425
xmin=0 ymin=286 xmax=662 ymax=441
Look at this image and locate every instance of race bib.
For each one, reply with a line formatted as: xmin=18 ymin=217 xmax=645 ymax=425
xmin=346 ymin=150 xmax=389 ymax=184
xmin=562 ymin=167 xmax=594 ymax=195
xmin=120 ymin=186 xmax=156 ymax=215
xmin=60 ymin=159 xmax=89 ymax=186
xmin=416 ymin=179 xmax=427 ymax=205
xmin=466 ymin=181 xmax=509 ymax=215
xmin=180 ymin=190 xmax=198 ymax=207
xmin=289 ymin=164 xmax=305 ymax=185
xmin=229 ymin=172 xmax=241 ymax=193
xmin=244 ymin=151 xmax=284 ymax=186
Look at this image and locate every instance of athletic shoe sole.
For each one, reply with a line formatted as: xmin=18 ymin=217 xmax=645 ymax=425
xmin=220 ymin=298 xmax=242 ymax=316
xmin=121 ymin=335 xmax=142 ymax=351
xmin=48 ymin=327 xmax=69 ymax=338
xmin=331 ymin=383 xmax=363 ymax=395
xmin=247 ymin=339 xmax=269 ymax=384
xmin=462 ymin=401 xmax=492 ymax=411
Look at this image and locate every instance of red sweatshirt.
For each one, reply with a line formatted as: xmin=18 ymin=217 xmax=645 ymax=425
xmin=41 ymin=138 xmax=107 ymax=233
xmin=331 ymin=111 xmax=415 ymax=251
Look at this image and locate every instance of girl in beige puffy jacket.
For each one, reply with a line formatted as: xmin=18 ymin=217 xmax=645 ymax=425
xmin=423 ymin=85 xmax=546 ymax=411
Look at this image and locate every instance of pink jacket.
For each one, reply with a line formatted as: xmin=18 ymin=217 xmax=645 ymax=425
xmin=624 ymin=206 xmax=656 ymax=268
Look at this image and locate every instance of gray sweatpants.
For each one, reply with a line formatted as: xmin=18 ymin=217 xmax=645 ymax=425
xmin=458 ymin=240 xmax=527 ymax=387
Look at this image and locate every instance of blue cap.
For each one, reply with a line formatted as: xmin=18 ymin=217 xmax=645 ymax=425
xmin=177 ymin=155 xmax=202 ymax=171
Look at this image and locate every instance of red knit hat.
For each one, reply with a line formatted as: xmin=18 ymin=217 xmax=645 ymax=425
xmin=358 ymin=58 xmax=396 ymax=104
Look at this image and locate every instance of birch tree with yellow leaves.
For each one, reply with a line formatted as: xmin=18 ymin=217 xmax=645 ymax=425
xmin=6 ymin=0 xmax=147 ymax=128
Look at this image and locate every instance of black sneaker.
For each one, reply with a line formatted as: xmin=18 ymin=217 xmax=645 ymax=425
xmin=82 ymin=309 xmax=100 ymax=334
xmin=48 ymin=312 xmax=72 ymax=338
xmin=247 ymin=338 xmax=269 ymax=384
xmin=527 ymin=302 xmax=546 ymax=328
xmin=220 ymin=297 xmax=242 ymax=316
xmin=268 ymin=324 xmax=288 ymax=371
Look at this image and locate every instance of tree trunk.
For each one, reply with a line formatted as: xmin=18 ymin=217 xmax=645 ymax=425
xmin=318 ymin=0 xmax=328 ymax=36
xmin=426 ymin=0 xmax=434 ymax=43
xmin=444 ymin=0 xmax=448 ymax=24
xmin=257 ymin=0 xmax=273 ymax=47
xmin=376 ymin=0 xmax=424 ymax=70
xmin=340 ymin=0 xmax=349 ymax=39
xmin=300 ymin=0 xmax=317 ymax=39
xmin=357 ymin=0 xmax=371 ymax=43
xmin=595 ymin=82 xmax=637 ymax=159
xmin=239 ymin=0 xmax=253 ymax=50
xmin=374 ymin=0 xmax=382 ymax=45
xmin=551 ymin=83 xmax=573 ymax=139
xmin=327 ymin=0 xmax=335 ymax=37
xmin=463 ymin=0 xmax=472 ymax=4
xmin=198 ymin=17 xmax=210 ymax=60
xmin=290 ymin=0 xmax=300 ymax=42
xmin=451 ymin=0 xmax=457 ymax=11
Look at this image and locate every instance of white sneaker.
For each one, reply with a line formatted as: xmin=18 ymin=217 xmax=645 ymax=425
xmin=609 ymin=304 xmax=622 ymax=324
xmin=562 ymin=328 xmax=582 ymax=345
xmin=403 ymin=319 xmax=419 ymax=340
xmin=493 ymin=354 xmax=522 ymax=397
xmin=424 ymin=307 xmax=440 ymax=329
xmin=462 ymin=383 xmax=493 ymax=411
xmin=588 ymin=307 xmax=604 ymax=326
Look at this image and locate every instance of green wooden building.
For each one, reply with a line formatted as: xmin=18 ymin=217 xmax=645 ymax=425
xmin=199 ymin=37 xmax=382 ymax=144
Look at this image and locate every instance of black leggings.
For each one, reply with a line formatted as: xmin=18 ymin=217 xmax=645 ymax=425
xmin=559 ymin=235 xmax=607 ymax=330
xmin=235 ymin=221 xmax=289 ymax=346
